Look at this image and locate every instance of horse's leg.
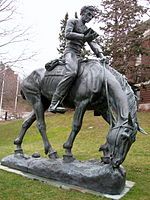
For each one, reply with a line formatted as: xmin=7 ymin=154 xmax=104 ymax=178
xmin=32 ymin=97 xmax=58 ymax=159
xmin=14 ymin=95 xmax=51 ymax=154
xmin=14 ymin=111 xmax=36 ymax=153
xmin=99 ymin=110 xmax=116 ymax=163
xmin=63 ymin=99 xmax=89 ymax=160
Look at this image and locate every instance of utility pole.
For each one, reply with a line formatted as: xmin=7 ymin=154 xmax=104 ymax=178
xmin=14 ymin=75 xmax=19 ymax=113
xmin=0 ymin=68 xmax=6 ymax=116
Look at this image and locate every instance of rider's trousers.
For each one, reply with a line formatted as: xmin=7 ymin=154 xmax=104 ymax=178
xmin=50 ymin=51 xmax=79 ymax=105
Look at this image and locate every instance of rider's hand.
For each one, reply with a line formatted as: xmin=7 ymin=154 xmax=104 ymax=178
xmin=100 ymin=56 xmax=106 ymax=63
xmin=99 ymin=56 xmax=109 ymax=64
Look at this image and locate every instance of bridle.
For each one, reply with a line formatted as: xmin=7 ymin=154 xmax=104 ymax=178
xmin=112 ymin=123 xmax=135 ymax=131
xmin=102 ymin=60 xmax=136 ymax=162
xmin=110 ymin=121 xmax=136 ymax=161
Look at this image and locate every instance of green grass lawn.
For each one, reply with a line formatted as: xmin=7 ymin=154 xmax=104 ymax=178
xmin=0 ymin=111 xmax=150 ymax=200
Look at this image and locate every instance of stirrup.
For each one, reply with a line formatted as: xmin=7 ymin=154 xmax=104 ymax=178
xmin=48 ymin=102 xmax=67 ymax=114
xmin=48 ymin=106 xmax=67 ymax=114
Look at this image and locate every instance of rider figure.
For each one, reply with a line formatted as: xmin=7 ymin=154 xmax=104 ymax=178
xmin=49 ymin=5 xmax=105 ymax=113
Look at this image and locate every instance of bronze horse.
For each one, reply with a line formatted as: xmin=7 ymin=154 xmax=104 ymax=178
xmin=14 ymin=59 xmax=143 ymax=167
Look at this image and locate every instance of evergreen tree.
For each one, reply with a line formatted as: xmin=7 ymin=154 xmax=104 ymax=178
xmin=75 ymin=12 xmax=78 ymax=19
xmin=57 ymin=13 xmax=68 ymax=58
xmin=100 ymin=0 xmax=149 ymax=73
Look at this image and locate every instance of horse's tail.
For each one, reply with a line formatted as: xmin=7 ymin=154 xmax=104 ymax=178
xmin=20 ymin=89 xmax=26 ymax=100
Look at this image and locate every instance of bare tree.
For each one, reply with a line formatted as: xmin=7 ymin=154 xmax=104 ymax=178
xmin=0 ymin=0 xmax=36 ymax=70
xmin=0 ymin=0 xmax=37 ymax=114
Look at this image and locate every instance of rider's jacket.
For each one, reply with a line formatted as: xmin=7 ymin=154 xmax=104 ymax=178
xmin=64 ymin=18 xmax=103 ymax=57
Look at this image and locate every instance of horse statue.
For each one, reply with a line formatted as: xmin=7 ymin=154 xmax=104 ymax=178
xmin=14 ymin=59 xmax=145 ymax=167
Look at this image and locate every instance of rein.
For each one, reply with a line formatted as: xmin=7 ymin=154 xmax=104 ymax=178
xmin=103 ymin=61 xmax=113 ymax=128
xmin=112 ymin=123 xmax=134 ymax=130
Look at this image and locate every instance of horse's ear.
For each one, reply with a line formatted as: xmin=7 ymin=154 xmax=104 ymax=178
xmin=128 ymin=113 xmax=133 ymax=126
xmin=138 ymin=126 xmax=148 ymax=135
xmin=111 ymin=120 xmax=115 ymax=128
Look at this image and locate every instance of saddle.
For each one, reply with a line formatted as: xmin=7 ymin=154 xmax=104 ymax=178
xmin=44 ymin=58 xmax=104 ymax=99
xmin=45 ymin=59 xmax=65 ymax=71
xmin=44 ymin=58 xmax=92 ymax=77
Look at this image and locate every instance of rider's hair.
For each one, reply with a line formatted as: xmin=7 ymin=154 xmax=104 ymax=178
xmin=80 ymin=5 xmax=99 ymax=17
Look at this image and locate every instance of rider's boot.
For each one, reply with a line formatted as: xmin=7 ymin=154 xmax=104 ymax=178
xmin=48 ymin=94 xmax=67 ymax=114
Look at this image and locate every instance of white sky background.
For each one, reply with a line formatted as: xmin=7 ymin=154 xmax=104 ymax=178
xmin=13 ymin=0 xmax=101 ymax=77
xmin=6 ymin=0 xmax=149 ymax=78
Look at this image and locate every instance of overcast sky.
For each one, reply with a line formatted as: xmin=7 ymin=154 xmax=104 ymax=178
xmin=8 ymin=0 xmax=149 ymax=77
xmin=14 ymin=0 xmax=101 ymax=77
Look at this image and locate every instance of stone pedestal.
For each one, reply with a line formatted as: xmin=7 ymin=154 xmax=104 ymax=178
xmin=1 ymin=154 xmax=126 ymax=195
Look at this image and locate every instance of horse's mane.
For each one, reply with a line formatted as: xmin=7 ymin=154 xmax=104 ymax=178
xmin=107 ymin=65 xmax=138 ymax=123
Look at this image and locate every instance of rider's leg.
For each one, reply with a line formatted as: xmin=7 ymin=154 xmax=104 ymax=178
xmin=49 ymin=52 xmax=78 ymax=113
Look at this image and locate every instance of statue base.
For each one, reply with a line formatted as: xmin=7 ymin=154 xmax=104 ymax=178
xmin=1 ymin=154 xmax=126 ymax=195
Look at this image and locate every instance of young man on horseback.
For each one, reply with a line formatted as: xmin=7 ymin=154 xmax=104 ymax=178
xmin=49 ymin=5 xmax=105 ymax=113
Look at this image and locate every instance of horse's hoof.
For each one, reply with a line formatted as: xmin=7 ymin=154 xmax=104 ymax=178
xmin=101 ymin=156 xmax=111 ymax=164
xmin=63 ymin=154 xmax=75 ymax=163
xmin=48 ymin=151 xmax=59 ymax=159
xmin=14 ymin=148 xmax=24 ymax=155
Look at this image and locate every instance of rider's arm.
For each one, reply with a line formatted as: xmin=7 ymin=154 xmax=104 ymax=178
xmin=65 ymin=19 xmax=84 ymax=40
xmin=88 ymin=40 xmax=104 ymax=58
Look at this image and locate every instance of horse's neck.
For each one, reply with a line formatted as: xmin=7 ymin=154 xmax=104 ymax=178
xmin=106 ymin=70 xmax=129 ymax=124
xmin=108 ymin=66 xmax=137 ymax=124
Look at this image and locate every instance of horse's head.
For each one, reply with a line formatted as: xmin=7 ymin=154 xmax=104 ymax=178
xmin=103 ymin=114 xmax=137 ymax=167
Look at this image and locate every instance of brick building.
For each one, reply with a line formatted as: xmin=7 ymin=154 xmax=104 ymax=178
xmin=126 ymin=19 xmax=150 ymax=106
xmin=0 ymin=63 xmax=31 ymax=118
xmin=0 ymin=63 xmax=19 ymax=115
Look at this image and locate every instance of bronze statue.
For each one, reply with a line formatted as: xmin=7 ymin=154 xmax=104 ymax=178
xmin=2 ymin=5 xmax=148 ymax=196
xmin=13 ymin=60 xmax=146 ymax=166
xmin=48 ymin=6 xmax=105 ymax=113
xmin=13 ymin=5 xmax=146 ymax=167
